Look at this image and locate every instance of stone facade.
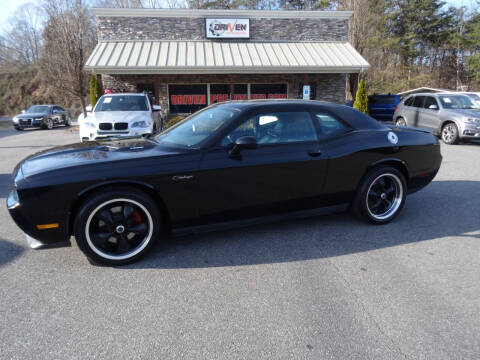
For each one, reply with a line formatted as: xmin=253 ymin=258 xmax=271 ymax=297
xmin=102 ymin=73 xmax=346 ymax=117
xmin=97 ymin=16 xmax=348 ymax=42
xmin=96 ymin=11 xmax=351 ymax=114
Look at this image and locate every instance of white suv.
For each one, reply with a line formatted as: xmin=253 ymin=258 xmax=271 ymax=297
xmin=79 ymin=93 xmax=161 ymax=141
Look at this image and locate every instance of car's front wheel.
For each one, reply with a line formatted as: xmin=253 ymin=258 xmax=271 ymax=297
xmin=395 ymin=117 xmax=407 ymax=127
xmin=441 ymin=122 xmax=459 ymax=145
xmin=43 ymin=118 xmax=54 ymax=130
xmin=352 ymin=166 xmax=406 ymax=224
xmin=74 ymin=188 xmax=162 ymax=265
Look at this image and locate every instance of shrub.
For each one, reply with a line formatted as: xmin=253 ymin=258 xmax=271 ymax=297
xmin=353 ymin=80 xmax=369 ymax=114
xmin=89 ymin=74 xmax=103 ymax=107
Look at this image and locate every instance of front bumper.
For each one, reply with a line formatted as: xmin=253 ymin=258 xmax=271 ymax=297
xmin=80 ymin=127 xmax=153 ymax=141
xmin=13 ymin=119 xmax=45 ymax=129
xmin=7 ymin=188 xmax=71 ymax=246
xmin=459 ymin=123 xmax=480 ymax=139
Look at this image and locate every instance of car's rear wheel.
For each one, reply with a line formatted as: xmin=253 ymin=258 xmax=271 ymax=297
xmin=441 ymin=122 xmax=459 ymax=145
xmin=352 ymin=166 xmax=406 ymax=224
xmin=74 ymin=188 xmax=161 ymax=265
xmin=395 ymin=117 xmax=407 ymax=127
xmin=64 ymin=116 xmax=70 ymax=126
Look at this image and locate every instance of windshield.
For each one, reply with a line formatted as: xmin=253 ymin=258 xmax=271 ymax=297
xmin=26 ymin=105 xmax=50 ymax=113
xmin=438 ymin=95 xmax=479 ymax=110
xmin=95 ymin=95 xmax=149 ymax=112
xmin=155 ymin=106 xmax=240 ymax=148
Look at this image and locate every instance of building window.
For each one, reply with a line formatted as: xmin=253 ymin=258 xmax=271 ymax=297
xmin=210 ymin=84 xmax=248 ymax=104
xmin=169 ymin=84 xmax=207 ymax=113
xmin=251 ymin=84 xmax=287 ymax=100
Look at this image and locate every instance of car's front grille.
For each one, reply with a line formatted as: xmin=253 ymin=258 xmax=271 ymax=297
xmin=20 ymin=119 xmax=32 ymax=126
xmin=114 ymin=123 xmax=128 ymax=130
xmin=99 ymin=123 xmax=112 ymax=130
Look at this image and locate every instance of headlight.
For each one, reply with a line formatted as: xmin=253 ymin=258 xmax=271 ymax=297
xmin=7 ymin=188 xmax=20 ymax=209
xmin=132 ymin=121 xmax=150 ymax=128
xmin=466 ymin=118 xmax=480 ymax=124
xmin=83 ymin=122 xmax=96 ymax=128
xmin=12 ymin=117 xmax=19 ymax=123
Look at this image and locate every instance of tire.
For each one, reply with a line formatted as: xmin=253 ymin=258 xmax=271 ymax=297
xmin=395 ymin=117 xmax=407 ymax=127
xmin=43 ymin=118 xmax=54 ymax=130
xmin=64 ymin=116 xmax=70 ymax=127
xmin=74 ymin=187 xmax=162 ymax=265
xmin=441 ymin=122 xmax=459 ymax=145
xmin=351 ymin=166 xmax=407 ymax=224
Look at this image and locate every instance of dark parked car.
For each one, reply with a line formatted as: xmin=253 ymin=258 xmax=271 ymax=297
xmin=12 ymin=104 xmax=71 ymax=130
xmin=7 ymin=100 xmax=442 ymax=265
xmin=368 ymin=94 xmax=401 ymax=121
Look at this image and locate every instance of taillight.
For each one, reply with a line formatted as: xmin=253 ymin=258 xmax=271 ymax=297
xmin=394 ymin=106 xmax=398 ymax=112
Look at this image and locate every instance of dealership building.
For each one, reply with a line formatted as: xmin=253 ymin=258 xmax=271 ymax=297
xmin=85 ymin=8 xmax=370 ymax=117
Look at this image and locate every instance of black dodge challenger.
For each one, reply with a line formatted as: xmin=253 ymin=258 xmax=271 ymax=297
xmin=7 ymin=100 xmax=442 ymax=265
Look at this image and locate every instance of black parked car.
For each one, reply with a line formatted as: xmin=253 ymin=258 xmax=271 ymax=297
xmin=7 ymin=100 xmax=442 ymax=265
xmin=12 ymin=104 xmax=71 ymax=130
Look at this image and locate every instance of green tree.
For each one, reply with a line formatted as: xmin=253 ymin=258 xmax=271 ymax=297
xmin=353 ymin=80 xmax=368 ymax=114
xmin=89 ymin=73 xmax=103 ymax=106
xmin=89 ymin=73 xmax=96 ymax=107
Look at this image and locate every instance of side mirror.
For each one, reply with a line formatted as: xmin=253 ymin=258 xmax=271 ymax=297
xmin=86 ymin=105 xmax=93 ymax=112
xmin=428 ymin=104 xmax=438 ymax=110
xmin=229 ymin=136 xmax=257 ymax=158
xmin=52 ymin=110 xmax=59 ymax=114
xmin=152 ymin=105 xmax=161 ymax=112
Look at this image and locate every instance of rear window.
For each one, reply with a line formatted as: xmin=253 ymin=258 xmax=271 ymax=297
xmin=404 ymin=97 xmax=414 ymax=106
xmin=369 ymin=95 xmax=398 ymax=105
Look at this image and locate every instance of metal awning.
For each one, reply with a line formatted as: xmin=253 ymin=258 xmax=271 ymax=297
xmin=85 ymin=40 xmax=369 ymax=74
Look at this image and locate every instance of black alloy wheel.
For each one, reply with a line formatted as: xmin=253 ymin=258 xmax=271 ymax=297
xmin=352 ymin=166 xmax=406 ymax=224
xmin=74 ymin=188 xmax=161 ymax=265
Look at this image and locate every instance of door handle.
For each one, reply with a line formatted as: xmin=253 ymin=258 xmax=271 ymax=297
xmin=307 ymin=149 xmax=322 ymax=157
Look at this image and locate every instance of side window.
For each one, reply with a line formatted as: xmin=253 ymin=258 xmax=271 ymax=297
xmin=220 ymin=111 xmax=317 ymax=146
xmin=423 ymin=97 xmax=438 ymax=110
xmin=404 ymin=97 xmax=414 ymax=106
xmin=314 ymin=113 xmax=349 ymax=139
xmin=412 ymin=96 xmax=425 ymax=108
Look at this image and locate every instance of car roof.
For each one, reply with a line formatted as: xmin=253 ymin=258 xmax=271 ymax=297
xmin=101 ymin=93 xmax=147 ymax=97
xmin=407 ymin=92 xmax=470 ymax=97
xmin=214 ymin=100 xmax=386 ymax=130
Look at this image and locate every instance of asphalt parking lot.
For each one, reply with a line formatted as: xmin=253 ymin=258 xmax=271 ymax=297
xmin=0 ymin=126 xmax=479 ymax=359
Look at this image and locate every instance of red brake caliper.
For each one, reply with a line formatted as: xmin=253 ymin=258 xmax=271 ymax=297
xmin=134 ymin=211 xmax=142 ymax=224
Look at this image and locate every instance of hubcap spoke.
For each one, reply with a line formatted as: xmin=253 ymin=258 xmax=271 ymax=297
xmin=91 ymin=232 xmax=113 ymax=247
xmin=116 ymin=234 xmax=131 ymax=252
xmin=126 ymin=223 xmax=147 ymax=234
xmin=123 ymin=204 xmax=135 ymax=224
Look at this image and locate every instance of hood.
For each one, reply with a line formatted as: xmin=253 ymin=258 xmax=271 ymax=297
xmin=92 ymin=111 xmax=151 ymax=123
xmin=444 ymin=108 xmax=480 ymax=118
xmin=15 ymin=112 xmax=49 ymax=119
xmin=16 ymin=138 xmax=179 ymax=179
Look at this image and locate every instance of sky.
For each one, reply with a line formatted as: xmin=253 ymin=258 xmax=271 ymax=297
xmin=0 ymin=0 xmax=474 ymax=32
